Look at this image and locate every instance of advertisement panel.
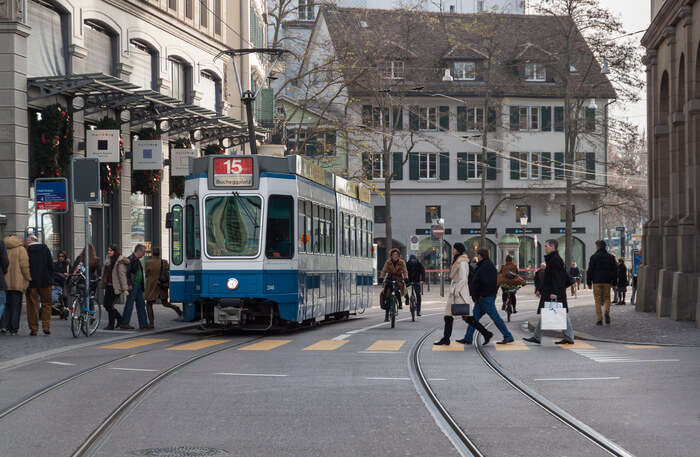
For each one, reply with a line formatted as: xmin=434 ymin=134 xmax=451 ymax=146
xmin=171 ymin=148 xmax=197 ymax=176
xmin=86 ymin=129 xmax=120 ymax=162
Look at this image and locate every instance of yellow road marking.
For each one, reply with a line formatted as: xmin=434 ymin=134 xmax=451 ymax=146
xmin=99 ymin=338 xmax=168 ymax=349
xmin=494 ymin=341 xmax=530 ymax=351
xmin=303 ymin=340 xmax=348 ymax=351
xmin=432 ymin=341 xmax=465 ymax=351
xmin=366 ymin=340 xmax=405 ymax=351
xmin=167 ymin=339 xmax=232 ymax=351
xmin=239 ymin=339 xmax=292 ymax=351
xmin=624 ymin=344 xmax=662 ymax=349
xmin=560 ymin=341 xmax=595 ymax=349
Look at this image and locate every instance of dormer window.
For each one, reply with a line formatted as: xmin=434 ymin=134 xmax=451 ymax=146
xmin=454 ymin=61 xmax=476 ymax=80
xmin=525 ymin=63 xmax=546 ymax=81
xmin=298 ymin=0 xmax=314 ymax=21
xmin=386 ymin=61 xmax=404 ymax=80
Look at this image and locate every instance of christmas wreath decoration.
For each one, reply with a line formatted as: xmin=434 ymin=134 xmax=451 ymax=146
xmin=170 ymin=137 xmax=191 ymax=198
xmin=131 ymin=128 xmax=162 ymax=195
xmin=96 ymin=116 xmax=124 ymax=196
xmin=31 ymin=104 xmax=73 ymax=179
xmin=203 ymin=143 xmax=225 ymax=156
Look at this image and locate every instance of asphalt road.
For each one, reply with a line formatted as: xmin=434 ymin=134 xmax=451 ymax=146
xmin=0 ymin=294 xmax=697 ymax=457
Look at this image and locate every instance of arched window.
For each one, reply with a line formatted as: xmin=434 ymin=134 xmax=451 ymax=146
xmin=130 ymin=39 xmax=158 ymax=90
xmin=27 ymin=0 xmax=69 ymax=77
xmin=465 ymin=237 xmax=497 ymax=264
xmin=517 ymin=235 xmax=541 ymax=270
xmin=169 ymin=57 xmax=192 ymax=103
xmin=659 ymin=71 xmax=670 ymax=120
xmin=84 ymin=19 xmax=119 ymax=76
xmin=199 ymin=70 xmax=222 ymax=113
xmin=556 ymin=236 xmax=586 ymax=269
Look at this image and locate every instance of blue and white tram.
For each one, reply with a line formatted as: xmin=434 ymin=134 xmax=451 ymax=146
xmin=167 ymin=154 xmax=374 ymax=329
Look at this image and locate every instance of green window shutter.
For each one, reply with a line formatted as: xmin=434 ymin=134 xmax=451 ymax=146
xmin=457 ymin=153 xmax=468 ymax=180
xmin=259 ymin=88 xmax=274 ymax=123
xmin=439 ymin=106 xmax=450 ymax=131
xmin=409 ymin=153 xmax=419 ymax=180
xmin=554 ymin=107 xmax=564 ymax=131
xmin=393 ymin=107 xmax=403 ymax=130
xmin=542 ymin=152 xmax=551 ymax=180
xmin=541 ymin=106 xmax=552 ymax=131
xmin=439 ymin=152 xmax=449 ymax=180
xmin=487 ymin=152 xmax=497 ymax=180
xmin=554 ymin=152 xmax=564 ymax=180
xmin=510 ymin=152 xmax=520 ymax=180
xmin=585 ymin=152 xmax=595 ymax=180
xmin=362 ymin=153 xmax=371 ymax=179
xmin=409 ymin=106 xmax=420 ymax=131
xmin=510 ymin=106 xmax=519 ymax=131
xmin=487 ymin=107 xmax=497 ymax=132
xmin=392 ymin=152 xmax=403 ymax=180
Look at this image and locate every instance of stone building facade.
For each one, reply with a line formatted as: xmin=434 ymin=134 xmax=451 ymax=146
xmin=639 ymin=0 xmax=700 ymax=327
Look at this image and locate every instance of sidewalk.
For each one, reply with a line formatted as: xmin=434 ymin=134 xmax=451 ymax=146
xmin=0 ymin=302 xmax=194 ymax=367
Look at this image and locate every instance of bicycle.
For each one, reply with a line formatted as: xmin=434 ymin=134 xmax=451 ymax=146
xmin=502 ymin=286 xmax=520 ymax=322
xmin=405 ymin=282 xmax=419 ymax=322
xmin=384 ymin=278 xmax=404 ymax=328
xmin=68 ymin=266 xmax=102 ymax=338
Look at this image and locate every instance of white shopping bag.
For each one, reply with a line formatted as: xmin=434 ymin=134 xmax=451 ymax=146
xmin=541 ymin=302 xmax=567 ymax=330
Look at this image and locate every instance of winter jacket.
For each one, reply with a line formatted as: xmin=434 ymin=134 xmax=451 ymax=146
xmin=497 ymin=261 xmax=527 ymax=288
xmin=468 ymin=258 xmax=498 ymax=300
xmin=380 ymin=257 xmax=408 ymax=296
xmin=446 ymin=254 xmax=469 ymax=315
xmin=587 ymin=248 xmax=618 ymax=286
xmin=110 ymin=256 xmax=130 ymax=295
xmin=0 ymin=240 xmax=9 ymax=290
xmin=569 ymin=267 xmax=581 ymax=279
xmin=54 ymin=260 xmax=70 ymax=286
xmin=145 ymin=257 xmax=169 ymax=301
xmin=406 ymin=260 xmax=425 ymax=283
xmin=27 ymin=242 xmax=54 ymax=289
xmin=616 ymin=263 xmax=629 ymax=288
xmin=4 ymin=235 xmax=31 ymax=292
xmin=126 ymin=253 xmax=145 ymax=289
xmin=534 ymin=268 xmax=545 ymax=294
xmin=538 ymin=250 xmax=569 ymax=313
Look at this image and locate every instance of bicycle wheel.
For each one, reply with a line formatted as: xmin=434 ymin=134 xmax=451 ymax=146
xmin=390 ymin=296 xmax=397 ymax=328
xmin=410 ymin=293 xmax=416 ymax=322
xmin=84 ymin=299 xmax=101 ymax=336
xmin=70 ymin=297 xmax=82 ymax=338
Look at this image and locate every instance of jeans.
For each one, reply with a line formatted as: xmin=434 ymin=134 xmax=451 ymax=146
xmin=122 ymin=285 xmax=147 ymax=328
xmin=463 ymin=296 xmax=513 ymax=343
xmin=534 ymin=312 xmax=575 ymax=342
xmin=0 ymin=290 xmax=6 ymax=328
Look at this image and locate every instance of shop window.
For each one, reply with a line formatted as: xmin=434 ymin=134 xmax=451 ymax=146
xmin=560 ymin=205 xmax=576 ymax=222
xmin=425 ymin=205 xmax=441 ymax=223
xmin=515 ymin=205 xmax=531 ymax=223
xmin=266 ymin=195 xmax=294 ymax=259
xmin=471 ymin=205 xmax=482 ymax=224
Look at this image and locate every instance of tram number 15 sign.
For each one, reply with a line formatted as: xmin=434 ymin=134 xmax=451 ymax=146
xmin=213 ymin=157 xmax=253 ymax=187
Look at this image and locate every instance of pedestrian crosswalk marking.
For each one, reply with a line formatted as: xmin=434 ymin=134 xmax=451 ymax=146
xmin=494 ymin=341 xmax=530 ymax=351
xmin=167 ymin=339 xmax=232 ymax=351
xmin=239 ymin=339 xmax=292 ymax=351
xmin=559 ymin=341 xmax=595 ymax=350
xmin=366 ymin=340 xmax=405 ymax=351
xmin=432 ymin=341 xmax=464 ymax=351
xmin=99 ymin=338 xmax=168 ymax=349
xmin=624 ymin=345 xmax=662 ymax=349
xmin=303 ymin=340 xmax=348 ymax=351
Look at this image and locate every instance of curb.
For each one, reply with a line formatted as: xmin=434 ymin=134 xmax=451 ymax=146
xmin=526 ymin=315 xmax=699 ymax=347
xmin=0 ymin=322 xmax=200 ymax=372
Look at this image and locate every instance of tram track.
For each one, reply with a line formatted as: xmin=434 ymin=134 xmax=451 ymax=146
xmin=409 ymin=325 xmax=637 ymax=457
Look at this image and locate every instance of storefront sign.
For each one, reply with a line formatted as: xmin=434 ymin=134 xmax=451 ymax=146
xmin=213 ymin=157 xmax=253 ymax=186
xmin=506 ymin=227 xmax=541 ymax=234
xmin=550 ymin=227 xmax=586 ymax=234
xmin=171 ymin=148 xmax=197 ymax=176
xmin=87 ymin=129 xmax=120 ymax=162
xmin=35 ymin=178 xmax=69 ymax=213
xmin=460 ymin=228 xmax=497 ymax=235
xmin=132 ymin=140 xmax=164 ymax=170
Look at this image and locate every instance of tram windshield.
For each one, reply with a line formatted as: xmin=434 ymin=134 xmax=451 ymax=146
xmin=205 ymin=195 xmax=262 ymax=256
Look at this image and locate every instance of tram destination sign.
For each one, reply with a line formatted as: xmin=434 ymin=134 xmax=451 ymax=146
xmin=213 ymin=157 xmax=254 ymax=187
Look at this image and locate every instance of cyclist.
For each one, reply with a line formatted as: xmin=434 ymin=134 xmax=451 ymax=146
xmin=497 ymin=255 xmax=526 ymax=313
xmin=569 ymin=262 xmax=582 ymax=296
xmin=405 ymin=254 xmax=425 ymax=316
xmin=379 ymin=248 xmax=408 ymax=322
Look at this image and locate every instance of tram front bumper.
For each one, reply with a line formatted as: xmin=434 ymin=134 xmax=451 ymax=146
xmin=213 ymin=305 xmax=242 ymax=325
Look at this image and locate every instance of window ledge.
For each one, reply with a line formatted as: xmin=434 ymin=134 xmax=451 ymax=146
xmin=418 ymin=178 xmax=439 ymax=182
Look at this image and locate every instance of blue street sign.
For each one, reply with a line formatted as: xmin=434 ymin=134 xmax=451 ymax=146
xmin=616 ymin=226 xmax=625 ymax=231
xmin=35 ymin=178 xmax=69 ymax=213
xmin=633 ymin=250 xmax=642 ymax=276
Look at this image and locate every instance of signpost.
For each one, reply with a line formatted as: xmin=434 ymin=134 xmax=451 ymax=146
xmin=72 ymin=157 xmax=101 ymax=312
xmin=34 ymin=178 xmax=69 ymax=243
xmin=409 ymin=235 xmax=419 ymax=251
xmin=431 ymin=220 xmax=445 ymax=297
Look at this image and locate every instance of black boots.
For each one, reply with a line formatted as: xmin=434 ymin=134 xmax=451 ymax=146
xmin=434 ymin=316 xmax=453 ymax=345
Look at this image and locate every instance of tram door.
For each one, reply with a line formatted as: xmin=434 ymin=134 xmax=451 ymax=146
xmin=167 ymin=200 xmax=185 ymax=304
xmin=183 ymin=195 xmax=203 ymax=307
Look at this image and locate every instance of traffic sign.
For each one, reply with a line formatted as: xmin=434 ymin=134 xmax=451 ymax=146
xmin=35 ymin=178 xmax=69 ymax=213
xmin=431 ymin=225 xmax=444 ymax=238
xmin=71 ymin=157 xmax=101 ymax=204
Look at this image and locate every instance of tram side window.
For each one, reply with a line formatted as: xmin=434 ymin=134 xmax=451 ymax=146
xmin=185 ymin=196 xmax=201 ymax=259
xmin=330 ymin=209 xmax=336 ymax=254
xmin=305 ymin=200 xmax=312 ymax=254
xmin=361 ymin=219 xmax=367 ymax=258
xmin=266 ymin=195 xmax=294 ymax=259
xmin=343 ymin=213 xmax=349 ymax=256
xmin=312 ymin=203 xmax=320 ymax=254
xmin=171 ymin=205 xmax=184 ymax=265
xmin=368 ymin=221 xmax=373 ymax=257
xmin=298 ymin=199 xmax=306 ymax=253
xmin=320 ymin=206 xmax=327 ymax=254
xmin=322 ymin=207 xmax=329 ymax=254
xmin=349 ymin=216 xmax=355 ymax=257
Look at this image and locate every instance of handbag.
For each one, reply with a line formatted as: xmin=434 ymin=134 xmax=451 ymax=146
xmin=541 ymin=302 xmax=567 ymax=330
xmin=450 ymin=289 xmax=471 ymax=316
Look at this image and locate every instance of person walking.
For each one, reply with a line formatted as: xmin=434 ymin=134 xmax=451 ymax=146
xmin=379 ymin=248 xmax=408 ymax=322
xmin=524 ymin=239 xmax=574 ymax=345
xmin=534 ymin=262 xmax=546 ymax=296
xmin=1 ymin=234 xmax=31 ymax=335
xmin=121 ymin=244 xmax=148 ymax=330
xmin=497 ymin=255 xmax=526 ymax=313
xmin=569 ymin=262 xmax=582 ymax=296
xmin=405 ymin=254 xmax=425 ymax=316
xmin=615 ymin=258 xmax=629 ymax=305
xmin=458 ymin=248 xmax=514 ymax=345
xmin=586 ymin=240 xmax=617 ymax=325
xmin=52 ymin=251 xmax=70 ymax=312
xmin=0 ymin=238 xmax=9 ymax=332
xmin=145 ymin=247 xmax=182 ymax=328
xmin=100 ymin=244 xmax=128 ymax=330
xmin=25 ymin=235 xmax=54 ymax=335
xmin=436 ymin=243 xmax=492 ymax=346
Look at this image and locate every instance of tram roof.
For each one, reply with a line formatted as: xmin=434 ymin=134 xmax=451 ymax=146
xmin=191 ymin=154 xmax=370 ymax=203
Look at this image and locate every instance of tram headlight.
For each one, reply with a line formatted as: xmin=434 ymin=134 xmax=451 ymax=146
xmin=226 ymin=278 xmax=239 ymax=290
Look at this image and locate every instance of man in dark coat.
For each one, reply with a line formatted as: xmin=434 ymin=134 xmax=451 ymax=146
xmin=586 ymin=240 xmax=618 ymax=325
xmin=458 ymin=248 xmax=514 ymax=345
xmin=524 ymin=239 xmax=574 ymax=345
xmin=0 ymin=238 xmax=9 ymax=331
xmin=121 ymin=244 xmax=148 ymax=329
xmin=405 ymin=254 xmax=425 ymax=316
xmin=25 ymin=235 xmax=54 ymax=335
xmin=615 ymin=259 xmax=629 ymax=305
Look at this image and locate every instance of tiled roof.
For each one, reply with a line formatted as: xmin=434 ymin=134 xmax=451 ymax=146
xmin=321 ymin=7 xmax=617 ymax=99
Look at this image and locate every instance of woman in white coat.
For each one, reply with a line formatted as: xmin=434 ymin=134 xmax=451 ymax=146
xmin=435 ymin=243 xmax=493 ymax=345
